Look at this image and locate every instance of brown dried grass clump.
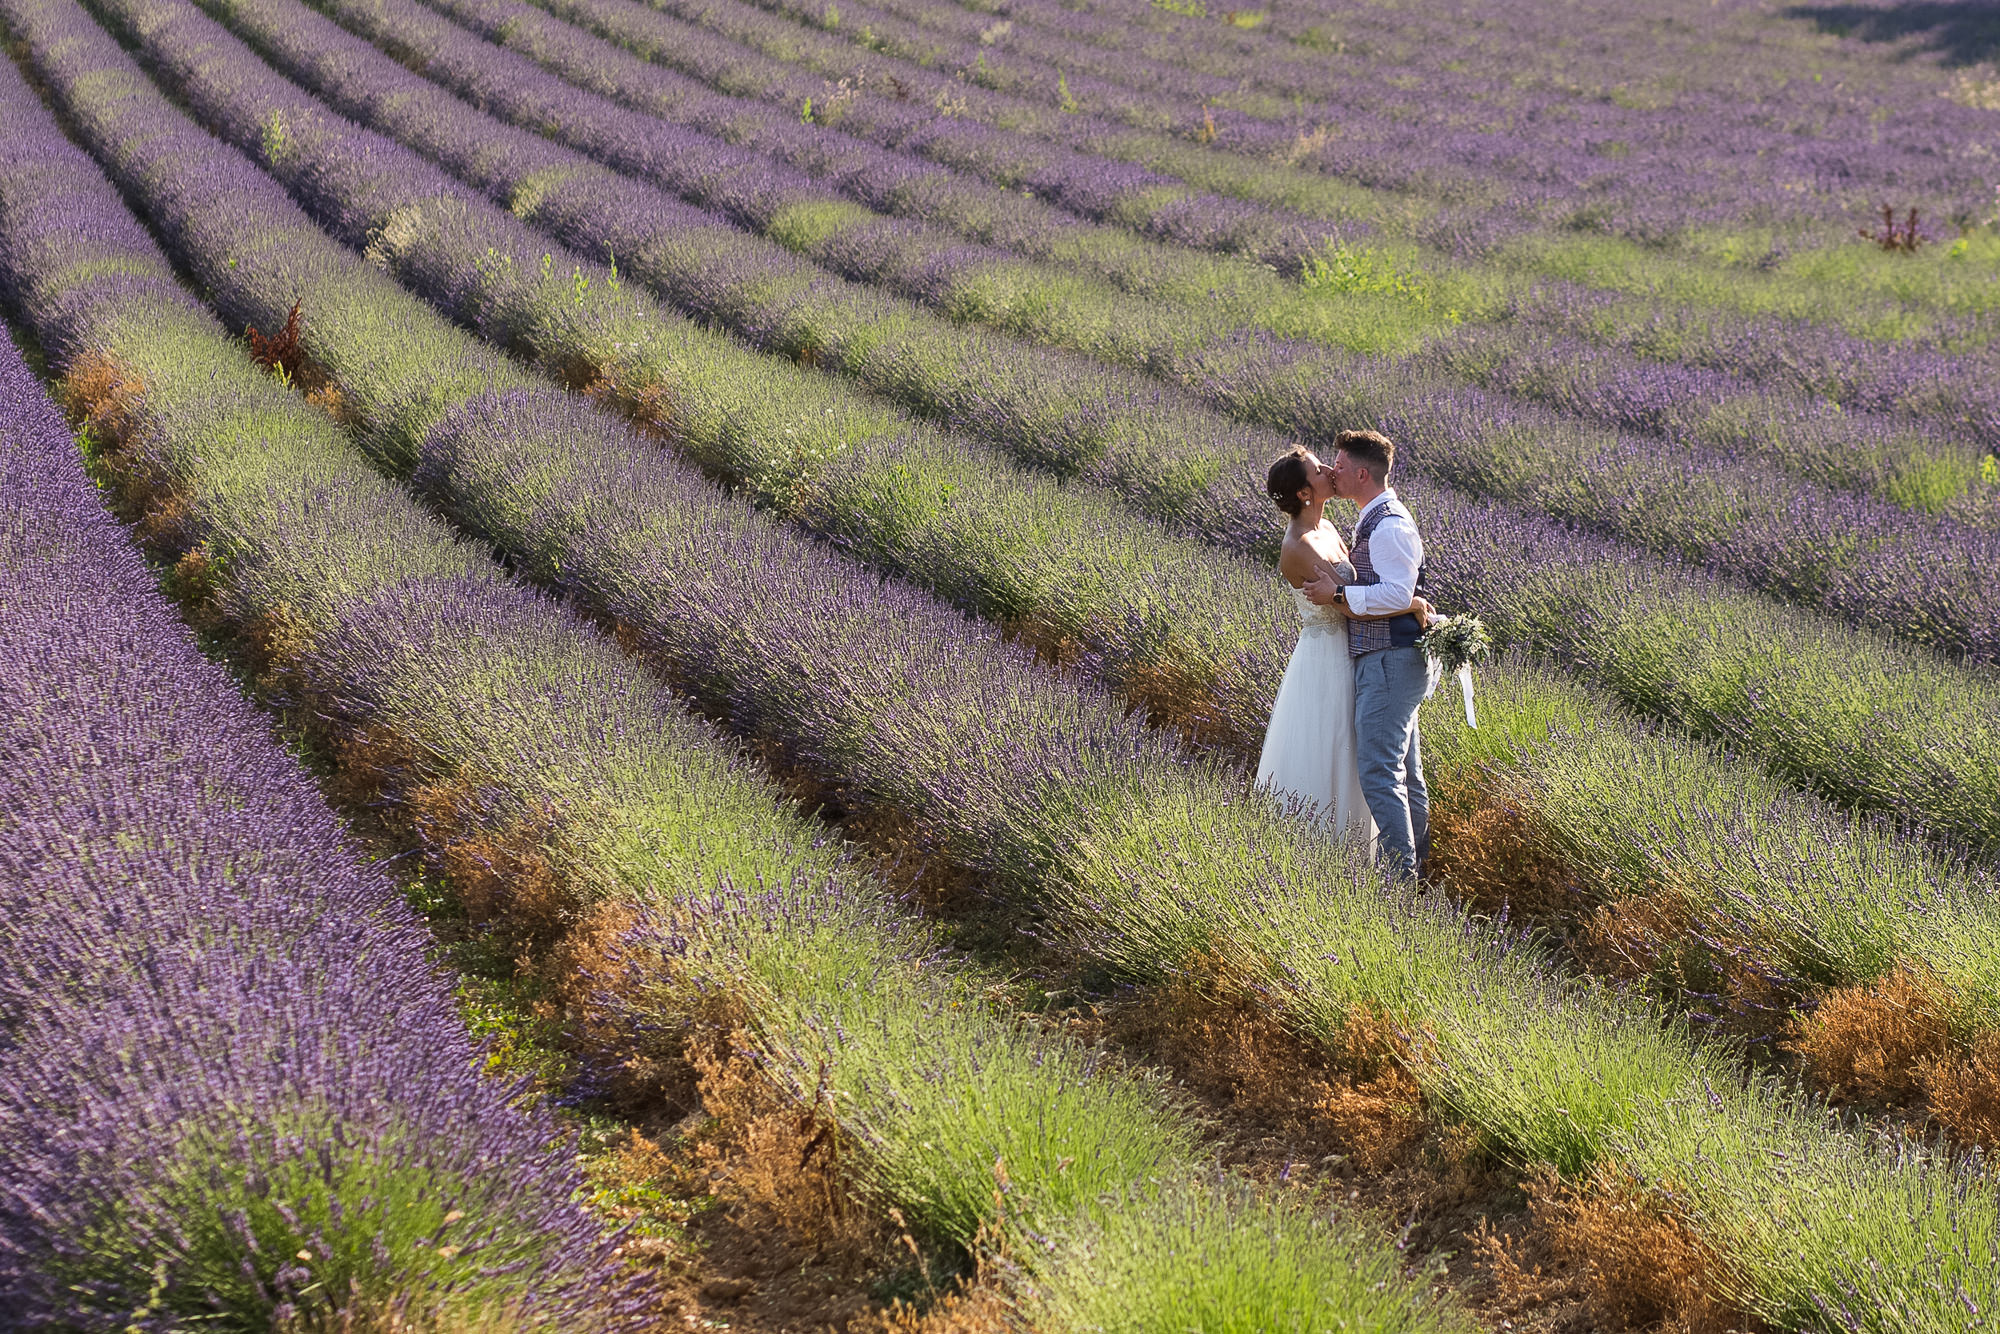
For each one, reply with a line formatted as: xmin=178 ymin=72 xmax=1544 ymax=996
xmin=1575 ymin=892 xmax=1694 ymax=982
xmin=1112 ymin=653 xmax=1256 ymax=756
xmin=1003 ymin=614 xmax=1085 ymax=671
xmin=326 ymin=723 xmax=419 ymax=809
xmin=594 ymin=1127 xmax=705 ymax=1266
xmin=166 ymin=541 xmax=217 ymax=602
xmin=592 ymin=368 xmax=682 ymax=440
xmin=1317 ymin=1007 xmax=1428 ymax=1171
xmin=438 ymin=828 xmax=571 ymax=939
xmin=305 ymin=381 xmax=351 ymax=423
xmin=1470 ymin=1216 xmax=1583 ymax=1316
xmin=60 ymin=351 xmax=143 ymax=438
xmin=1924 ymin=1031 xmax=2000 ymax=1150
xmin=1789 ymin=967 xmax=1951 ymax=1105
xmin=692 ymin=1043 xmax=882 ymax=1263
xmin=1128 ymin=971 xmax=1425 ymax=1171
xmin=138 ymin=489 xmax=195 ymax=548
xmin=1481 ymin=1167 xmax=1751 ymax=1334
xmin=550 ymin=900 xmax=739 ymax=1114
xmin=244 ymin=601 xmax=317 ymax=679
xmin=1425 ymin=772 xmax=1574 ymax=920
xmin=401 ymin=774 xmax=577 ymax=945
xmin=61 ymin=354 xmax=172 ymax=519
xmin=859 ymin=1288 xmax=1018 ymax=1334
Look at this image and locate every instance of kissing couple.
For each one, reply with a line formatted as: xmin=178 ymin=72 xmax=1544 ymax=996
xmin=1256 ymin=429 xmax=1435 ymax=883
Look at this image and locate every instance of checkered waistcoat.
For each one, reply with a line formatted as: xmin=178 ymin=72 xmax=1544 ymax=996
xmin=1347 ymin=499 xmax=1428 ymax=658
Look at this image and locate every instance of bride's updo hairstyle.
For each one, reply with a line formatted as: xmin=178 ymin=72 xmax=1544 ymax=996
xmin=1266 ymin=447 xmax=1313 ymax=517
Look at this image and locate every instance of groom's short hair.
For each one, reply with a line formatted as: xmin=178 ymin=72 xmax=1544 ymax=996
xmin=1336 ymin=429 xmax=1395 ymax=482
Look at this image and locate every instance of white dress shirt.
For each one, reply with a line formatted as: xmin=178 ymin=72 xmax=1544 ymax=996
xmin=1343 ymin=488 xmax=1424 ymax=616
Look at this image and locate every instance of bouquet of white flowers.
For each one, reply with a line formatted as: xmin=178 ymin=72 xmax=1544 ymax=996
xmin=1416 ymin=614 xmax=1492 ymax=727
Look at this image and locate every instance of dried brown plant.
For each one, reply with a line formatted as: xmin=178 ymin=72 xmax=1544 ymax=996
xmin=1111 ymin=654 xmax=1251 ymax=755
xmin=1576 ymin=892 xmax=1694 ymax=982
xmin=59 ymin=351 xmax=143 ymax=435
xmin=305 ymin=381 xmax=351 ymax=423
xmin=1513 ymin=1167 xmax=1753 ymax=1334
xmin=1924 ymin=1031 xmax=2000 ymax=1150
xmin=1858 ymin=205 xmax=1924 ymax=253
xmin=1317 ymin=1007 xmax=1429 ymax=1170
xmin=553 ymin=901 xmax=736 ymax=1114
xmin=1426 ymin=772 xmax=1575 ymax=919
xmin=1127 ymin=968 xmax=1425 ymax=1170
xmin=1470 ymin=1215 xmax=1584 ymax=1315
xmin=858 ymin=1288 xmax=1019 ymax=1334
xmin=692 ymin=1043 xmax=885 ymax=1263
xmin=1788 ymin=966 xmax=1950 ymax=1104
xmin=400 ymin=775 xmax=576 ymax=947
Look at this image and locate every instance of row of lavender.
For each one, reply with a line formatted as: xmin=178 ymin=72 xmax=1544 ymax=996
xmin=550 ymin=0 xmax=2000 ymax=469
xmin=552 ymin=0 xmax=2000 ymax=350
xmin=747 ymin=0 xmax=2000 ymax=245
xmin=417 ymin=0 xmax=2000 ymax=471
xmin=364 ymin=0 xmax=2000 ymax=564
xmin=0 ymin=33 xmax=1472 ymax=1331
xmin=0 ymin=328 xmax=628 ymax=1322
xmin=319 ymin=0 xmax=2000 ymax=562
xmin=468 ymin=0 xmax=2000 ymax=520
xmin=357 ymin=0 xmax=2000 ymax=1144
xmin=123 ymin=0 xmax=2000 ymax=862
xmin=360 ymin=0 xmax=2000 ymax=549
xmin=602 ymin=0 xmax=2000 ymax=344
xmin=15 ymin=3 xmax=2000 ymax=1328
xmin=47 ymin=0 xmax=2000 ymax=1328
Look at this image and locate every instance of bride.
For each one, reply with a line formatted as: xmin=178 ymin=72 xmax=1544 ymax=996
xmin=1257 ymin=447 xmax=1431 ymax=839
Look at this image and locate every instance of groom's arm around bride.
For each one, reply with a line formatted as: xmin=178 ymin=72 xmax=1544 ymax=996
xmin=1301 ymin=430 xmax=1432 ymax=885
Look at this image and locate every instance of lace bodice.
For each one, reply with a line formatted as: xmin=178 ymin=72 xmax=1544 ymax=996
xmin=1291 ymin=586 xmax=1346 ymax=637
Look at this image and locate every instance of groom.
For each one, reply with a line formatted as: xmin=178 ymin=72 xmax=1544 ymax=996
xmin=1302 ymin=430 xmax=1430 ymax=883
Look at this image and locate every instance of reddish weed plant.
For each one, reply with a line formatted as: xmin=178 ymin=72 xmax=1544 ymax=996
xmin=1859 ymin=205 xmax=1924 ymax=252
xmin=247 ymin=299 xmax=307 ymax=379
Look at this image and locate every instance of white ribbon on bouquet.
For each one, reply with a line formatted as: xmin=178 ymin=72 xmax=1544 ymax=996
xmin=1422 ymin=653 xmax=1478 ymax=729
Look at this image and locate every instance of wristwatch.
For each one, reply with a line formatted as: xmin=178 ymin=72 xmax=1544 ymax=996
xmin=1331 ymin=586 xmax=1347 ymax=605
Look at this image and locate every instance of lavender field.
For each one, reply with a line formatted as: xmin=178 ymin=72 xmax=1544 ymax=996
xmin=1 ymin=0 xmax=1997 ymax=1327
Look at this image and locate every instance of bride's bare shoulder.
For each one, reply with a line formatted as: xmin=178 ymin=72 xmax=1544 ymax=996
xmin=1277 ymin=529 xmax=1316 ymax=588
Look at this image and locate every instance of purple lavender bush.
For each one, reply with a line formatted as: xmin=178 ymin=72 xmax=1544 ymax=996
xmin=0 ymin=335 xmax=633 ymax=1329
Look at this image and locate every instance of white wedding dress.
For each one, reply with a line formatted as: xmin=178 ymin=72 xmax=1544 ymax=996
xmin=1256 ymin=586 xmax=1375 ymax=842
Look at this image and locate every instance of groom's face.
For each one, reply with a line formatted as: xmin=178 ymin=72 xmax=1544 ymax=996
xmin=1329 ymin=448 xmax=1363 ymax=499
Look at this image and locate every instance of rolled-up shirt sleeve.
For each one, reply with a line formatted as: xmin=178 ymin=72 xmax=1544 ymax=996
xmin=1344 ymin=513 xmax=1423 ymax=616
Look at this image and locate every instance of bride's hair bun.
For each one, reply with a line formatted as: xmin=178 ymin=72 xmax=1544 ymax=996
xmin=1266 ymin=447 xmax=1313 ymax=517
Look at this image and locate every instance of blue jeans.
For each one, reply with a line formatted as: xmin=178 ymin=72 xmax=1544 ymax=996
xmin=1353 ymin=646 xmax=1429 ymax=882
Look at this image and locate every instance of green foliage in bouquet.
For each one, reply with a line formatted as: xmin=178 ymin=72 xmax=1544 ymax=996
xmin=1417 ymin=613 xmax=1492 ymax=675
